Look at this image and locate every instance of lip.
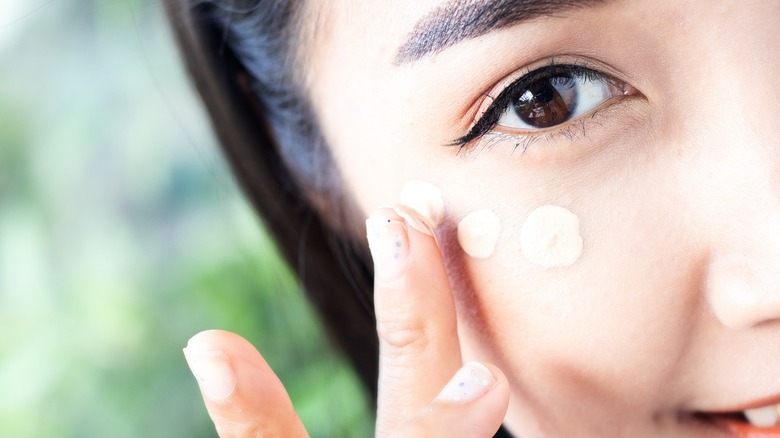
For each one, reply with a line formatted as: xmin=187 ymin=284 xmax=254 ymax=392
xmin=688 ymin=392 xmax=780 ymax=437
xmin=711 ymin=415 xmax=780 ymax=438
xmin=707 ymin=393 xmax=780 ymax=414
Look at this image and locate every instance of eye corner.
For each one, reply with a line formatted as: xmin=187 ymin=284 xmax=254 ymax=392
xmin=447 ymin=96 xmax=508 ymax=148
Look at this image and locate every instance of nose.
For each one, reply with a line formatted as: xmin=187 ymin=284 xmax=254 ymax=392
xmin=692 ymin=12 xmax=780 ymax=329
xmin=706 ymin=246 xmax=780 ymax=329
xmin=698 ymin=97 xmax=780 ymax=329
xmin=698 ymin=101 xmax=780 ymax=329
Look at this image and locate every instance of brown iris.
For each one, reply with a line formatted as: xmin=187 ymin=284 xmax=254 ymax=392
xmin=512 ymin=75 xmax=577 ymax=129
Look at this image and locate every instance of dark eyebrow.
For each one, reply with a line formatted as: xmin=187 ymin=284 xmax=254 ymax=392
xmin=395 ymin=0 xmax=606 ymax=64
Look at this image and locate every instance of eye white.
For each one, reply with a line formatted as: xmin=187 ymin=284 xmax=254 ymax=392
xmin=496 ymin=76 xmax=613 ymax=130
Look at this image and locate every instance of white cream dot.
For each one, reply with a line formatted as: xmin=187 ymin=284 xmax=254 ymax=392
xmin=520 ymin=205 xmax=583 ymax=267
xmin=457 ymin=209 xmax=501 ymax=259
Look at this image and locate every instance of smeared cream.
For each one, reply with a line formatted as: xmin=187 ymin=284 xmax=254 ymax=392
xmin=399 ymin=180 xmax=445 ymax=227
xmin=458 ymin=209 xmax=501 ymax=259
xmin=520 ymin=205 xmax=583 ymax=268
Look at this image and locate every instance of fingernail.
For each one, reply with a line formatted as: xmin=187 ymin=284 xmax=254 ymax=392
xmin=183 ymin=346 xmax=236 ymax=400
xmin=366 ymin=209 xmax=409 ymax=280
xmin=436 ymin=362 xmax=495 ymax=403
xmin=391 ymin=204 xmax=436 ymax=236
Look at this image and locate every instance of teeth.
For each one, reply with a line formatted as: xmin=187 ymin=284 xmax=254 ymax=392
xmin=744 ymin=405 xmax=780 ymax=427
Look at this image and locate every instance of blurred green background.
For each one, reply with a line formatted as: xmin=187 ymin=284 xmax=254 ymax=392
xmin=0 ymin=0 xmax=371 ymax=436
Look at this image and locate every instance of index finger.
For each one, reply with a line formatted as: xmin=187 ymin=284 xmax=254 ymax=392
xmin=366 ymin=206 xmax=463 ymax=436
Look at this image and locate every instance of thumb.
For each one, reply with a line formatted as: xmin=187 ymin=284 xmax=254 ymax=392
xmin=183 ymin=330 xmax=308 ymax=438
xmin=394 ymin=362 xmax=510 ymax=438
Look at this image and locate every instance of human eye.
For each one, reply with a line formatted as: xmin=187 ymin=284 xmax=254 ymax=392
xmin=452 ymin=63 xmax=639 ymax=149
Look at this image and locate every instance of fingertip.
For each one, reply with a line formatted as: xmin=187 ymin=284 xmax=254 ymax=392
xmin=482 ymin=362 xmax=509 ymax=387
xmin=183 ymin=330 xmax=266 ymax=403
xmin=183 ymin=345 xmax=236 ymax=401
xmin=479 ymin=363 xmax=512 ymax=426
xmin=183 ymin=330 xmax=250 ymax=403
xmin=481 ymin=362 xmax=511 ymax=407
xmin=186 ymin=329 xmax=244 ymax=350
xmin=183 ymin=330 xmax=308 ymax=437
xmin=390 ymin=204 xmax=436 ymax=237
xmin=435 ymin=362 xmax=509 ymax=404
xmin=398 ymin=362 xmax=510 ymax=437
xmin=369 ymin=204 xmax=436 ymax=239
xmin=366 ymin=209 xmax=410 ymax=281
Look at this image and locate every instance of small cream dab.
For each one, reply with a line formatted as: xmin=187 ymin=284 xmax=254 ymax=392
xmin=458 ymin=209 xmax=501 ymax=259
xmin=520 ymin=205 xmax=583 ymax=268
xmin=399 ymin=180 xmax=445 ymax=227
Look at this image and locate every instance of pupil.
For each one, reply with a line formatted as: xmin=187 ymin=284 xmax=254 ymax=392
xmin=513 ymin=75 xmax=575 ymax=128
xmin=535 ymin=85 xmax=555 ymax=103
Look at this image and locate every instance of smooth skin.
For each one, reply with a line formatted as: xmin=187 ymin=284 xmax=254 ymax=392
xmin=184 ymin=207 xmax=510 ymax=437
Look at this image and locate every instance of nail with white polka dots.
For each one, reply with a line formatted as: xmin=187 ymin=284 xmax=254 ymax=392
xmin=436 ymin=362 xmax=496 ymax=403
xmin=366 ymin=208 xmax=409 ymax=281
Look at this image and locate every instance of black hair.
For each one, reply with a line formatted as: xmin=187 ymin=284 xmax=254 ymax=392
xmin=163 ymin=0 xmax=379 ymax=399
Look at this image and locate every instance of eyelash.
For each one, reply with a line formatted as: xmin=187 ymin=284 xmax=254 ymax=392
xmin=450 ymin=62 xmax=632 ymax=151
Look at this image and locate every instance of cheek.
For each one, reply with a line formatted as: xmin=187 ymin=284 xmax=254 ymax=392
xmin=440 ymin=187 xmax=699 ymax=418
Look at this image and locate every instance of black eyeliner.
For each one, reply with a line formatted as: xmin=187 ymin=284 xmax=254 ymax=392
xmin=449 ymin=64 xmax=607 ymax=148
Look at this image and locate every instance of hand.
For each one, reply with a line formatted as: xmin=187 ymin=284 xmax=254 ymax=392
xmin=183 ymin=206 xmax=510 ymax=437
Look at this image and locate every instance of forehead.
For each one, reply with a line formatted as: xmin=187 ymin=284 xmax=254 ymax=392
xmin=304 ymin=1 xmax=434 ymax=71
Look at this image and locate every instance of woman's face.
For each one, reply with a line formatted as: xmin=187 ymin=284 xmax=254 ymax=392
xmin=306 ymin=0 xmax=780 ymax=435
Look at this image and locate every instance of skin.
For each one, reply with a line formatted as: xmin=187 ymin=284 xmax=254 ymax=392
xmin=185 ymin=0 xmax=780 ymax=436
